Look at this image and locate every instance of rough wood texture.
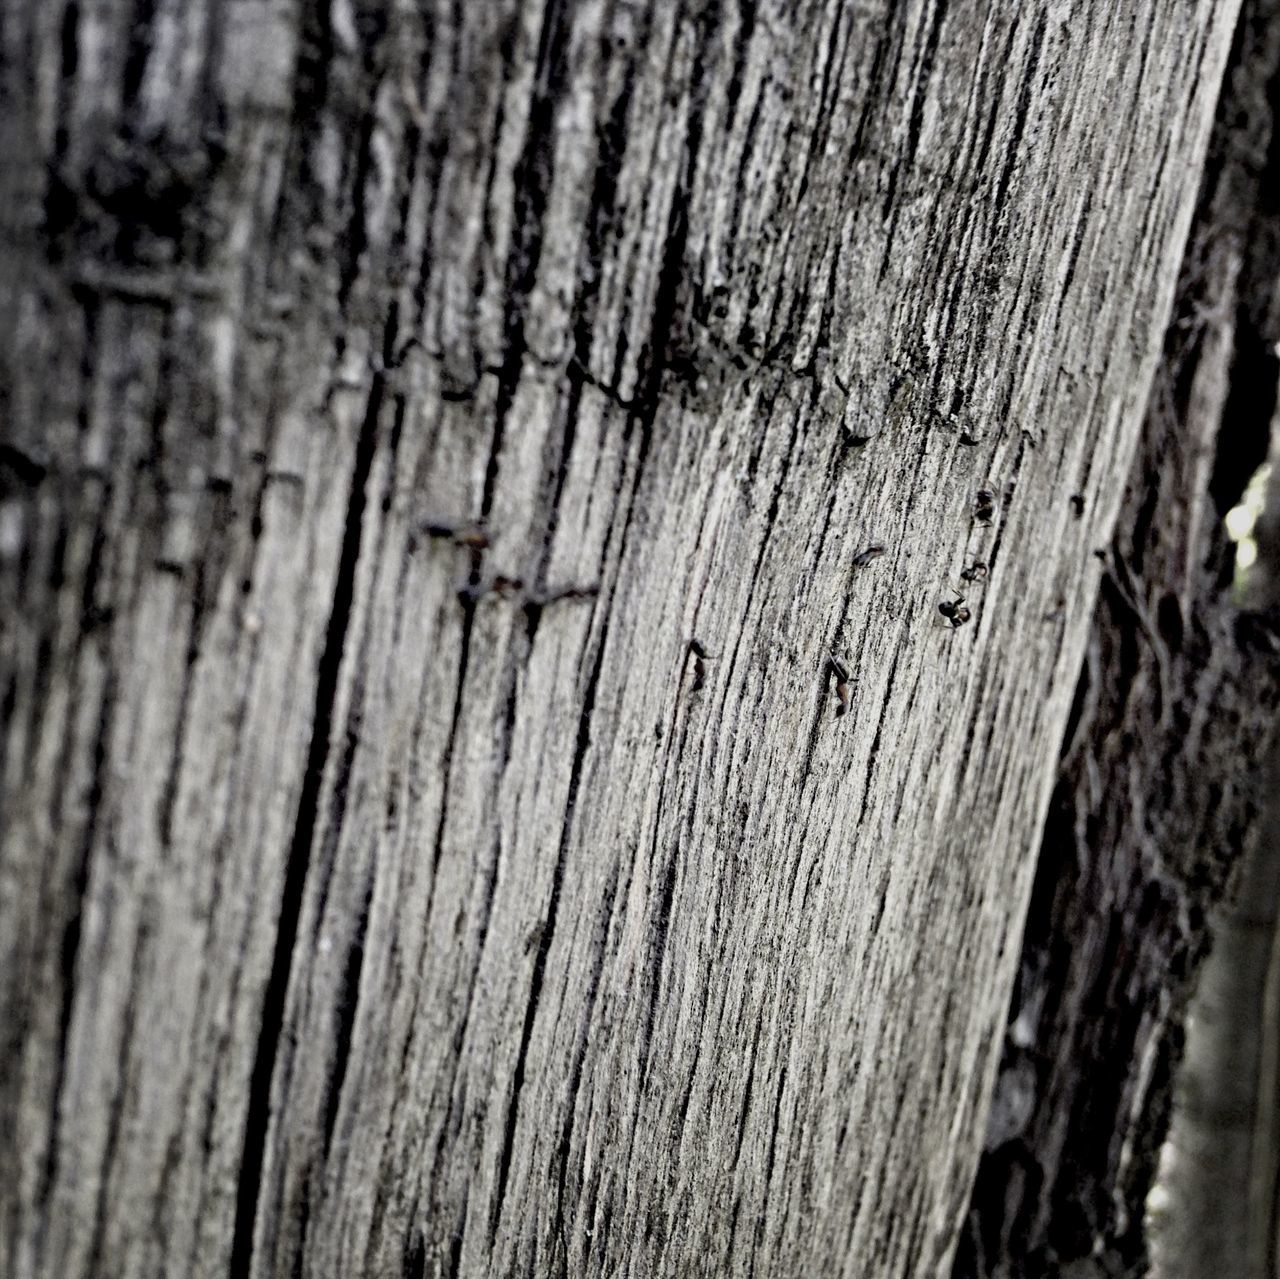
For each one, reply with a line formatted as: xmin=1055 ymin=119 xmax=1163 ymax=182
xmin=0 ymin=2 xmax=1246 ymax=1275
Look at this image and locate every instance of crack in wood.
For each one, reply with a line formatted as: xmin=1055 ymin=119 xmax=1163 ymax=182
xmin=228 ymin=335 xmax=391 ymax=1277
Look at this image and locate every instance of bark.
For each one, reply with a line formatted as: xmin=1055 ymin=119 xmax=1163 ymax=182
xmin=0 ymin=2 xmax=1254 ymax=1277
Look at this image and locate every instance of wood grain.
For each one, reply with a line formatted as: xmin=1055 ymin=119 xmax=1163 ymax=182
xmin=0 ymin=1 xmax=1246 ymax=1274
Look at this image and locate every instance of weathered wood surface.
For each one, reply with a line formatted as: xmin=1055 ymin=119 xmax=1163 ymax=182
xmin=0 ymin=2 xmax=1246 ymax=1276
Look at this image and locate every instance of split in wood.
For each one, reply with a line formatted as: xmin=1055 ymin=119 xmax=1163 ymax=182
xmin=1070 ymin=493 xmax=1085 ymax=518
xmin=973 ymin=488 xmax=996 ymax=525
xmin=852 ymin=544 xmax=886 ymax=568
xmin=0 ymin=443 xmax=48 ymax=490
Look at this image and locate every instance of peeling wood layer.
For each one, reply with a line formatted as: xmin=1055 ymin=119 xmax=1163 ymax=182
xmin=0 ymin=1 xmax=1248 ymax=1276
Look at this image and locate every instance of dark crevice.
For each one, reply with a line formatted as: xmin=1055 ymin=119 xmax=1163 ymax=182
xmin=570 ymin=46 xmax=636 ymax=400
xmin=636 ymin=848 xmax=680 ymax=1090
xmin=251 ymin=0 xmax=334 ymax=270
xmin=787 ymin=11 xmax=844 ymax=215
xmin=730 ymin=1019 xmax=765 ymax=1170
xmin=228 ymin=346 xmax=388 ymax=1276
xmin=637 ymin=186 xmax=692 ymax=416
xmin=903 ymin=0 xmax=951 ymax=170
xmin=634 ymin=0 xmax=721 ymax=426
xmin=336 ymin=106 xmax=380 ymax=312
xmin=445 ymin=1210 xmax=464 ymax=1279
xmin=1209 ymin=317 xmax=1276 ymax=517
xmin=49 ymin=0 xmax=80 ymax=164
xmin=487 ymin=0 xmax=575 ymax=514
xmin=22 ymin=516 xmax=104 ymax=1232
xmin=740 ymin=405 xmax=801 ymax=605
xmin=321 ymin=870 xmax=375 ymax=1154
xmin=725 ymin=0 xmax=757 ymax=135
xmin=307 ymin=679 xmax=367 ymax=950
xmin=290 ymin=1189 xmax=311 ymax=1279
xmin=0 ymin=672 xmax=15 ymax=747
xmin=0 ymin=444 xmax=49 ymax=493
xmin=120 ymin=0 xmax=159 ymax=110
xmin=991 ymin=12 xmax=1048 ymax=222
xmin=402 ymin=1228 xmax=427 ymax=1279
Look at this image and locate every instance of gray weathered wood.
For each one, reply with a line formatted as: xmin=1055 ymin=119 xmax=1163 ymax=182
xmin=0 ymin=1 xmax=1248 ymax=1275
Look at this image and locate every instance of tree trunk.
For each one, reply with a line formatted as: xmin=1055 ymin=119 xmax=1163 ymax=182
xmin=0 ymin=2 xmax=1262 ymax=1276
